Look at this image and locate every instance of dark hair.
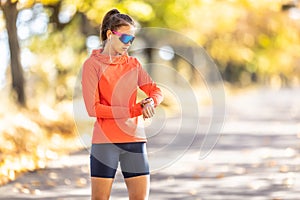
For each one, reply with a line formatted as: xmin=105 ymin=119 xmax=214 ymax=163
xmin=100 ymin=9 xmax=135 ymax=43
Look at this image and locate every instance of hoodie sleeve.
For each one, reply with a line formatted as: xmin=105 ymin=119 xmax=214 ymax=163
xmin=136 ymin=59 xmax=164 ymax=107
xmin=81 ymin=59 xmax=131 ymax=119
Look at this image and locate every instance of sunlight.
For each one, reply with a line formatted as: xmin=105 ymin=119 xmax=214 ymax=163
xmin=45 ymin=150 xmax=58 ymax=160
xmin=21 ymin=48 xmax=36 ymax=70
xmin=17 ymin=9 xmax=33 ymax=22
xmin=289 ymin=7 xmax=300 ymax=20
xmin=14 ymin=113 xmax=40 ymax=133
xmin=127 ymin=1 xmax=154 ymax=21
xmin=59 ymin=4 xmax=77 ymax=24
xmin=39 ymin=104 xmax=59 ymax=121
xmin=0 ymin=35 xmax=8 ymax=89
xmin=86 ymin=35 xmax=100 ymax=51
xmin=159 ymin=45 xmax=174 ymax=61
xmin=30 ymin=14 xmax=48 ymax=35
xmin=17 ymin=24 xmax=30 ymax=40
xmin=0 ymin=0 xmax=299 ymax=198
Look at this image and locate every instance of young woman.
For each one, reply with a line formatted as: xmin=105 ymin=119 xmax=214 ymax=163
xmin=81 ymin=8 xmax=163 ymax=200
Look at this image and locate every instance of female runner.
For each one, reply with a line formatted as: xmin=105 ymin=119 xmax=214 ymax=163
xmin=82 ymin=8 xmax=163 ymax=200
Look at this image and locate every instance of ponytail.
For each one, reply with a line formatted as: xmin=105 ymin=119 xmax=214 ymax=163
xmin=100 ymin=9 xmax=120 ymax=42
xmin=100 ymin=8 xmax=136 ymax=44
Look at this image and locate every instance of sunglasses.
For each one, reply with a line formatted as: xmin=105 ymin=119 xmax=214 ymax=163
xmin=112 ymin=30 xmax=135 ymax=44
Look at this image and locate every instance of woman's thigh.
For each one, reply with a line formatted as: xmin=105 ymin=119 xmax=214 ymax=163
xmin=119 ymin=142 xmax=150 ymax=178
xmin=125 ymin=175 xmax=150 ymax=200
xmin=90 ymin=143 xmax=120 ymax=178
xmin=91 ymin=177 xmax=114 ymax=200
xmin=90 ymin=143 xmax=120 ymax=199
xmin=119 ymin=142 xmax=150 ymax=199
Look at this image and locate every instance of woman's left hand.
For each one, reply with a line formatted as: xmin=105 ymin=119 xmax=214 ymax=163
xmin=141 ymin=98 xmax=155 ymax=119
xmin=142 ymin=103 xmax=155 ymax=119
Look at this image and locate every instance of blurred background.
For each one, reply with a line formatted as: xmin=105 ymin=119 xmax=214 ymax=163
xmin=0 ymin=0 xmax=300 ymax=199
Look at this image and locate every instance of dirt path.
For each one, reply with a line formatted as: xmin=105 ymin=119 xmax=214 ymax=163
xmin=0 ymin=87 xmax=300 ymax=200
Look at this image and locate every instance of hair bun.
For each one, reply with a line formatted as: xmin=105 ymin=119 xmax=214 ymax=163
xmin=108 ymin=8 xmax=120 ymax=16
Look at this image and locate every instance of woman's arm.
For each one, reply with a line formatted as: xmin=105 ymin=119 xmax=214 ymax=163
xmin=137 ymin=61 xmax=164 ymax=107
xmin=81 ymin=60 xmax=133 ymax=119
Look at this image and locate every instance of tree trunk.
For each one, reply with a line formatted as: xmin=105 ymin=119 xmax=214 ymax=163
xmin=1 ymin=0 xmax=26 ymax=106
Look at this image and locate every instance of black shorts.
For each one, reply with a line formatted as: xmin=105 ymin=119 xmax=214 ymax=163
xmin=90 ymin=142 xmax=149 ymax=179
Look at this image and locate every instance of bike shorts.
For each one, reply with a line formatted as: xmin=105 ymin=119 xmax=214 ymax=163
xmin=90 ymin=142 xmax=150 ymax=179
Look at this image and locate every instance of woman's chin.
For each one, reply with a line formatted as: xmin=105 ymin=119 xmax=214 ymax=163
xmin=122 ymin=47 xmax=129 ymax=52
xmin=119 ymin=50 xmax=128 ymax=55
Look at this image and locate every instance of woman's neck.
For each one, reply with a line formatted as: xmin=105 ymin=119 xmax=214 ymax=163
xmin=101 ymin=44 xmax=119 ymax=56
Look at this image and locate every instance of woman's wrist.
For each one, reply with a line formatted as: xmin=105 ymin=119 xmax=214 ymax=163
xmin=140 ymin=97 xmax=154 ymax=108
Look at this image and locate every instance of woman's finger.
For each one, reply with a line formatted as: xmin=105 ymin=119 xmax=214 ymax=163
xmin=148 ymin=106 xmax=155 ymax=116
xmin=144 ymin=105 xmax=155 ymax=118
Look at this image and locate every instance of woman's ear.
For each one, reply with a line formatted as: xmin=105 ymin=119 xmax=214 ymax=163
xmin=106 ymin=30 xmax=112 ymax=40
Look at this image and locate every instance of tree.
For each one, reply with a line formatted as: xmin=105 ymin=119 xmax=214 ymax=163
xmin=0 ymin=0 xmax=92 ymax=105
xmin=1 ymin=0 xmax=25 ymax=106
xmin=1 ymin=0 xmax=299 ymax=105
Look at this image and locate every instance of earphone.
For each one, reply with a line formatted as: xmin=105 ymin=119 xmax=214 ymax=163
xmin=109 ymin=35 xmax=112 ymax=63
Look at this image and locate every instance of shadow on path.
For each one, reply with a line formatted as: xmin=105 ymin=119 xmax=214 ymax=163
xmin=1 ymin=88 xmax=300 ymax=200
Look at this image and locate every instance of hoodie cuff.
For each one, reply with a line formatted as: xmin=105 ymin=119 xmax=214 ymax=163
xmin=130 ymin=103 xmax=143 ymax=118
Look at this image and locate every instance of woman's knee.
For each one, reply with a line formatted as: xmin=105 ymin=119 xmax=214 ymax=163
xmin=129 ymin=193 xmax=148 ymax=200
xmin=92 ymin=193 xmax=110 ymax=200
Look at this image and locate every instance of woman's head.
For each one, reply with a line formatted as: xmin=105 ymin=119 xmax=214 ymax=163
xmin=100 ymin=9 xmax=136 ymax=42
xmin=100 ymin=9 xmax=136 ymax=56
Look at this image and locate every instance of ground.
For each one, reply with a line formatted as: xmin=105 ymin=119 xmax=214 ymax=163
xmin=0 ymin=87 xmax=299 ymax=200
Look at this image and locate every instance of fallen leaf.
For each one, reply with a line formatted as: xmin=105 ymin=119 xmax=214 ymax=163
xmin=279 ymin=165 xmax=289 ymax=173
xmin=282 ymin=172 xmax=295 ymax=188
xmin=188 ymin=189 xmax=197 ymax=196
xmin=216 ymin=173 xmax=225 ymax=179
xmin=14 ymin=182 xmax=22 ymax=190
xmin=167 ymin=176 xmax=175 ymax=182
xmin=76 ymin=178 xmax=87 ymax=187
xmin=30 ymin=189 xmax=41 ymax=195
xmin=46 ymin=180 xmax=56 ymax=187
xmin=20 ymin=188 xmax=30 ymax=194
xmin=64 ymin=178 xmax=72 ymax=185
xmin=81 ymin=165 xmax=89 ymax=173
xmin=267 ymin=160 xmax=277 ymax=167
xmin=48 ymin=172 xmax=58 ymax=180
xmin=30 ymin=180 xmax=41 ymax=187
xmin=193 ymin=174 xmax=201 ymax=179
xmin=234 ymin=167 xmax=246 ymax=175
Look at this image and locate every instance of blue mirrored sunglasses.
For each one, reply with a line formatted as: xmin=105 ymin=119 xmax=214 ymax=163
xmin=112 ymin=30 xmax=135 ymax=44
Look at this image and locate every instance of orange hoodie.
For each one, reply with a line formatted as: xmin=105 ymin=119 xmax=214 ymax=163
xmin=81 ymin=49 xmax=163 ymax=143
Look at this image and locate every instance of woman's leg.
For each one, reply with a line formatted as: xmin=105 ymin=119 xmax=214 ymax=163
xmin=125 ymin=175 xmax=150 ymax=200
xmin=90 ymin=144 xmax=120 ymax=200
xmin=91 ymin=177 xmax=114 ymax=200
xmin=119 ymin=142 xmax=150 ymax=200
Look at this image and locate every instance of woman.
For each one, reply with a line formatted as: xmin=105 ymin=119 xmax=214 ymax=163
xmin=81 ymin=8 xmax=163 ymax=200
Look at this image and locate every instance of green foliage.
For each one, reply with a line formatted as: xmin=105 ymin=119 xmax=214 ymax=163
xmin=185 ymin=0 xmax=300 ymax=86
xmin=2 ymin=0 xmax=300 ymax=103
xmin=57 ymin=0 xmax=300 ymax=87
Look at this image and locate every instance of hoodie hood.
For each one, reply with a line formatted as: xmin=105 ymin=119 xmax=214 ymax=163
xmin=91 ymin=49 xmax=128 ymax=65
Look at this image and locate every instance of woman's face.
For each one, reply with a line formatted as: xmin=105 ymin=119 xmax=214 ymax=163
xmin=110 ymin=25 xmax=135 ymax=55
